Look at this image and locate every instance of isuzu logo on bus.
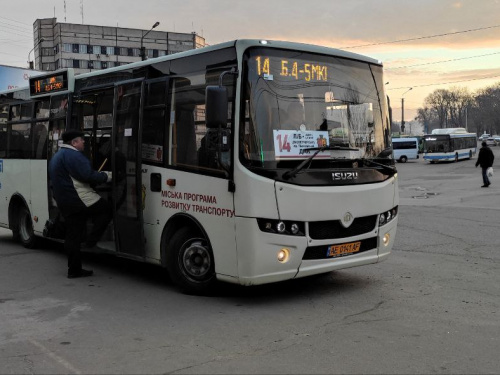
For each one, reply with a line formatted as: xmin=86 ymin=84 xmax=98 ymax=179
xmin=332 ymin=172 xmax=358 ymax=180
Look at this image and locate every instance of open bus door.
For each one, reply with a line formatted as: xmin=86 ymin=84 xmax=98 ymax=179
xmin=112 ymin=79 xmax=145 ymax=256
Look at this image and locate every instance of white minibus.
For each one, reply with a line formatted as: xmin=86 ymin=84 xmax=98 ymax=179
xmin=392 ymin=138 xmax=419 ymax=163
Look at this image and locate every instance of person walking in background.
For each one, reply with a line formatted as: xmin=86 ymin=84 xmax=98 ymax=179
xmin=475 ymin=141 xmax=494 ymax=188
xmin=49 ymin=130 xmax=112 ymax=278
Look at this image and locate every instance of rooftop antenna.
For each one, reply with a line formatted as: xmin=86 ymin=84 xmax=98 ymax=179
xmin=80 ymin=0 xmax=84 ymax=24
xmin=64 ymin=0 xmax=66 ymax=22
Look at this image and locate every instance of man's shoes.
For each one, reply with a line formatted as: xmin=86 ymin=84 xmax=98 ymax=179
xmin=481 ymin=185 xmax=489 ymax=188
xmin=67 ymin=269 xmax=94 ymax=279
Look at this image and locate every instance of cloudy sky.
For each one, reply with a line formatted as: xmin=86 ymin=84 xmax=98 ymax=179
xmin=1 ymin=0 xmax=500 ymax=121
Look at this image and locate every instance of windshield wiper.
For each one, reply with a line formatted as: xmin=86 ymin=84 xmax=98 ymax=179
xmin=283 ymin=145 xmax=359 ymax=179
xmin=359 ymin=158 xmax=396 ymax=172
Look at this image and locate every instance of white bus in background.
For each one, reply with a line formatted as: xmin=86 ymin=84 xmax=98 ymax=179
xmin=391 ymin=137 xmax=419 ymax=163
xmin=0 ymin=39 xmax=399 ymax=294
xmin=423 ymin=128 xmax=477 ymax=163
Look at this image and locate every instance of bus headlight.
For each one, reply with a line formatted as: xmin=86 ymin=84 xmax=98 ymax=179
xmin=379 ymin=206 xmax=398 ymax=227
xmin=276 ymin=222 xmax=286 ymax=233
xmin=257 ymin=219 xmax=305 ymax=236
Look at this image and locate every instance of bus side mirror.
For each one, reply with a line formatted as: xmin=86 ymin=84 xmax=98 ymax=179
xmin=206 ymin=86 xmax=228 ymax=129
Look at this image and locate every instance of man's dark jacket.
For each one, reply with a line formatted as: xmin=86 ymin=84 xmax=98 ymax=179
xmin=49 ymin=145 xmax=109 ymax=216
xmin=475 ymin=145 xmax=494 ymax=168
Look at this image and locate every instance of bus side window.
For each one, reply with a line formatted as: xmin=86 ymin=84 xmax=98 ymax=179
xmin=174 ymin=106 xmax=197 ymax=166
xmin=0 ymin=126 xmax=6 ymax=157
xmin=33 ymin=122 xmax=48 ymax=159
xmin=10 ymin=124 xmax=31 ymax=159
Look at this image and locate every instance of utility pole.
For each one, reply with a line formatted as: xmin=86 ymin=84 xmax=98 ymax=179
xmin=401 ymin=88 xmax=412 ymax=134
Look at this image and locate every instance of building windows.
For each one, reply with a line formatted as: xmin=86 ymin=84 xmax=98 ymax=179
xmin=101 ymin=46 xmax=107 ymax=55
xmin=72 ymin=60 xmax=80 ymax=68
xmin=41 ymin=47 xmax=54 ymax=56
xmin=72 ymin=43 xmax=79 ymax=53
xmin=106 ymin=46 xmax=114 ymax=56
xmin=62 ymin=43 xmax=72 ymax=52
xmin=42 ymin=62 xmax=56 ymax=71
xmin=101 ymin=61 xmax=108 ymax=69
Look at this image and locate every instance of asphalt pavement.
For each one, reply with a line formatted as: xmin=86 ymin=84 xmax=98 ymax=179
xmin=0 ymin=145 xmax=499 ymax=374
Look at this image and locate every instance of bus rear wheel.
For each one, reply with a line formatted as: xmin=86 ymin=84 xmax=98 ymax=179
xmin=18 ymin=206 xmax=38 ymax=249
xmin=167 ymin=227 xmax=216 ymax=295
xmin=399 ymin=156 xmax=408 ymax=163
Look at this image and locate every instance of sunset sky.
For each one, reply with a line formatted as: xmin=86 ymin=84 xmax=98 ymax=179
xmin=1 ymin=0 xmax=499 ymax=121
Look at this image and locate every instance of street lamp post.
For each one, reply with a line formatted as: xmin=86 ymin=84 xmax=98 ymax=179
xmin=140 ymin=22 xmax=160 ymax=61
xmin=401 ymin=87 xmax=412 ymax=134
xmin=28 ymin=37 xmax=45 ymax=69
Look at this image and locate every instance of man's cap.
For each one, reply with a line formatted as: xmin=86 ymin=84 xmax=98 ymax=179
xmin=482 ymin=141 xmax=487 ymax=147
xmin=62 ymin=130 xmax=85 ymax=143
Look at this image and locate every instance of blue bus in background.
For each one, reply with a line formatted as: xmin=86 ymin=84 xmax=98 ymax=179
xmin=423 ymin=128 xmax=477 ymax=163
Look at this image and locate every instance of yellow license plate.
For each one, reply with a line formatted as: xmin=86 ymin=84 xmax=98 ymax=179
xmin=327 ymin=241 xmax=361 ymax=258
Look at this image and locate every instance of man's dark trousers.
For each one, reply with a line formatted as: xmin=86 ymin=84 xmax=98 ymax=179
xmin=64 ymin=199 xmax=112 ymax=273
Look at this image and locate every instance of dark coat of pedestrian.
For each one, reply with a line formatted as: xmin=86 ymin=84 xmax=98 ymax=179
xmin=475 ymin=141 xmax=494 ymax=187
xmin=48 ymin=130 xmax=113 ymax=278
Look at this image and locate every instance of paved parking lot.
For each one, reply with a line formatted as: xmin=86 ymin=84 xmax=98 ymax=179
xmin=1 ymin=145 xmax=499 ymax=374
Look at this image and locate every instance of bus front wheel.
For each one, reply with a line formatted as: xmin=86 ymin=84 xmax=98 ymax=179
xmin=17 ymin=206 xmax=38 ymax=249
xmin=399 ymin=156 xmax=408 ymax=163
xmin=167 ymin=227 xmax=216 ymax=295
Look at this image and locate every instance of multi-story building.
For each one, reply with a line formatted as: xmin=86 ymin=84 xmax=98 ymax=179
xmin=32 ymin=18 xmax=206 ymax=74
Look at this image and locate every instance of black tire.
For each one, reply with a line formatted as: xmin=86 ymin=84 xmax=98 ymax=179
xmin=166 ymin=227 xmax=216 ymax=295
xmin=18 ymin=206 xmax=38 ymax=248
xmin=400 ymin=156 xmax=408 ymax=163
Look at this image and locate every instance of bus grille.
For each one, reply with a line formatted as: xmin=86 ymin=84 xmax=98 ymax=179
xmin=308 ymin=215 xmax=378 ymax=240
xmin=303 ymin=237 xmax=378 ymax=260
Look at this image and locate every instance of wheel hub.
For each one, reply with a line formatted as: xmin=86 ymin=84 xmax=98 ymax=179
xmin=182 ymin=241 xmax=211 ymax=278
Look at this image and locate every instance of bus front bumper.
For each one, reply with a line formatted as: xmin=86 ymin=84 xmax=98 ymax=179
xmin=230 ymin=216 xmax=398 ymax=286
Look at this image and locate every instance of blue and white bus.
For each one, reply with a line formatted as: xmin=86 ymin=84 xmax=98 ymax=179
xmin=423 ymin=128 xmax=477 ymax=163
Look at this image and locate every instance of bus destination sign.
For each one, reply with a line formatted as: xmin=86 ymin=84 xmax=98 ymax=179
xmin=30 ymin=71 xmax=68 ymax=96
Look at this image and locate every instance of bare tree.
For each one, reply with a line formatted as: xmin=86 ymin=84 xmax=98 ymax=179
xmin=417 ymin=84 xmax=498 ymax=135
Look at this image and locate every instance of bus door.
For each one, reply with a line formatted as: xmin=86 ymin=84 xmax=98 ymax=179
xmin=112 ymin=79 xmax=145 ymax=256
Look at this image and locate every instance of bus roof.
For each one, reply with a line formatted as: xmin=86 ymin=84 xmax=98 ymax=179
xmin=431 ymin=127 xmax=468 ymax=135
xmin=75 ymin=39 xmax=382 ymax=82
xmin=1 ymin=39 xmax=382 ymax=96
